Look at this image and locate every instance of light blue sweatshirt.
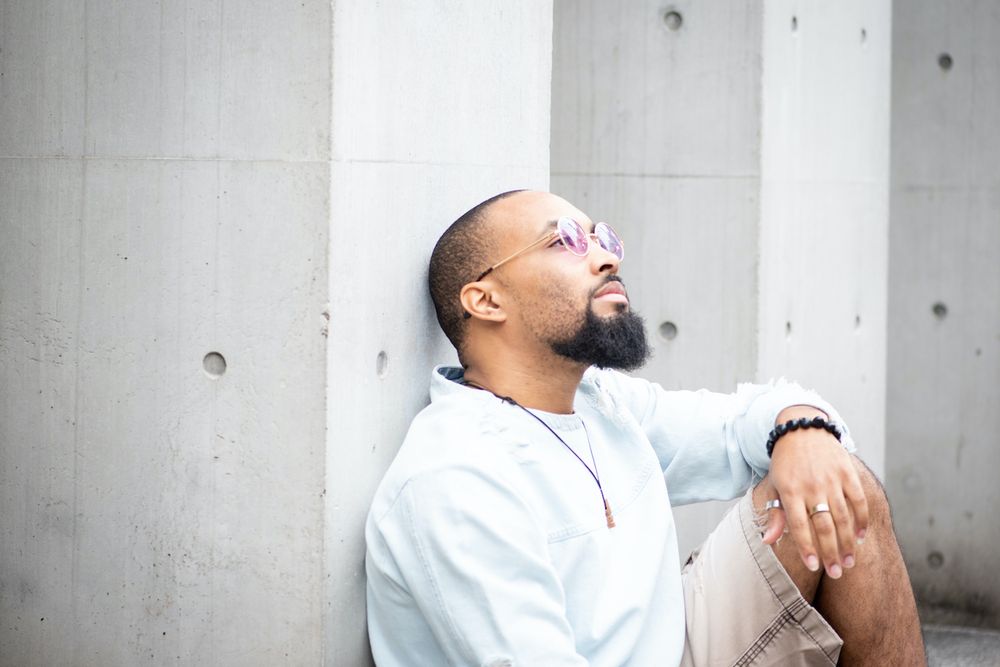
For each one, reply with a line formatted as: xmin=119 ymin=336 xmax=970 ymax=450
xmin=365 ymin=366 xmax=854 ymax=666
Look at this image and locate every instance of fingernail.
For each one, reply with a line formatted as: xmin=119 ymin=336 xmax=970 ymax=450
xmin=844 ymin=555 xmax=855 ymax=568
xmin=857 ymin=529 xmax=867 ymax=541
xmin=806 ymin=555 xmax=820 ymax=571
xmin=829 ymin=564 xmax=843 ymax=579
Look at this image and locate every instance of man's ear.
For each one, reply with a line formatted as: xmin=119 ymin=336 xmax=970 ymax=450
xmin=460 ymin=281 xmax=507 ymax=322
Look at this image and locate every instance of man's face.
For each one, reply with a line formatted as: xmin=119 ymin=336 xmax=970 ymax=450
xmin=485 ymin=192 xmax=650 ymax=370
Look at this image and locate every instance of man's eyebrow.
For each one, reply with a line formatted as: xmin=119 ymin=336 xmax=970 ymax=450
xmin=543 ymin=217 xmax=595 ymax=232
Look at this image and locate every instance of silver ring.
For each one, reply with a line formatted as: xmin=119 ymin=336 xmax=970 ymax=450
xmin=809 ymin=502 xmax=832 ymax=517
xmin=764 ymin=499 xmax=782 ymax=511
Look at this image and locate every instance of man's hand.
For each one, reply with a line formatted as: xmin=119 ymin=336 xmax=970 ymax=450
xmin=760 ymin=406 xmax=869 ymax=579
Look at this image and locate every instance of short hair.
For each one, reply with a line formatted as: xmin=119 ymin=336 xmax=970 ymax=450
xmin=429 ymin=190 xmax=524 ymax=356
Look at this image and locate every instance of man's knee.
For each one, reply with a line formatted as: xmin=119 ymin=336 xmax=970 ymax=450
xmin=851 ymin=455 xmax=892 ymax=527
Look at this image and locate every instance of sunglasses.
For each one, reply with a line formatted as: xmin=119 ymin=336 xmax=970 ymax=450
xmin=474 ymin=216 xmax=624 ymax=282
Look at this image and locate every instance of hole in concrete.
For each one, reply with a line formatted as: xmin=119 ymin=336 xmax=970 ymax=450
xmin=938 ymin=53 xmax=953 ymax=71
xmin=861 ymin=28 xmax=867 ymax=43
xmin=932 ymin=302 xmax=948 ymax=320
xmin=927 ymin=551 xmax=945 ymax=570
xmin=202 ymin=352 xmax=226 ymax=378
xmin=663 ymin=10 xmax=683 ymax=31
xmin=785 ymin=321 xmax=792 ymax=337
xmin=791 ymin=16 xmax=798 ymax=32
xmin=376 ymin=350 xmax=389 ymax=378
xmin=658 ymin=321 xmax=678 ymax=341
xmin=855 ymin=314 xmax=862 ymax=329
xmin=975 ymin=348 xmax=982 ymax=356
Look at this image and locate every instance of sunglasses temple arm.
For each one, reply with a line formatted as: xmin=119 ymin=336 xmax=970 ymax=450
xmin=477 ymin=234 xmax=555 ymax=280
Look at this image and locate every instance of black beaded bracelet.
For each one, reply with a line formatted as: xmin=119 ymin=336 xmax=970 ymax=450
xmin=766 ymin=416 xmax=842 ymax=458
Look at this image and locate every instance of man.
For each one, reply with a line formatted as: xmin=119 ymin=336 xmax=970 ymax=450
xmin=366 ymin=190 xmax=925 ymax=665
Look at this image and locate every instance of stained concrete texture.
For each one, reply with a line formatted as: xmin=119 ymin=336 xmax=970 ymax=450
xmin=886 ymin=0 xmax=1000 ymax=630
xmin=0 ymin=1 xmax=334 ymax=662
xmin=323 ymin=3 xmax=553 ymax=663
xmin=756 ymin=0 xmax=892 ymax=480
xmin=0 ymin=1 xmax=553 ymax=665
xmin=552 ymin=0 xmax=891 ymax=556
xmin=924 ymin=625 xmax=1000 ymax=667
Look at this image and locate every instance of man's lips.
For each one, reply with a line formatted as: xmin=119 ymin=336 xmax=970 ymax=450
xmin=593 ymin=281 xmax=629 ymax=304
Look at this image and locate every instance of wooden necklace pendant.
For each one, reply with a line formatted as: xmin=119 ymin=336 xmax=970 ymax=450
xmin=604 ymin=499 xmax=616 ymax=529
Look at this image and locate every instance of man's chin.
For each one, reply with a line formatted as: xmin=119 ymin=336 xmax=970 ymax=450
xmin=551 ymin=307 xmax=651 ymax=372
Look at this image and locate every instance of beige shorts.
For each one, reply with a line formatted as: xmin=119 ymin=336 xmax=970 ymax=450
xmin=680 ymin=488 xmax=843 ymax=666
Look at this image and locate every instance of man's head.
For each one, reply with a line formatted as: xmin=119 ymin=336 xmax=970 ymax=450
xmin=428 ymin=190 xmax=650 ymax=371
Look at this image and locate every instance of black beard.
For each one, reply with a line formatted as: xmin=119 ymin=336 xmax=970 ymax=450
xmin=551 ymin=305 xmax=651 ymax=371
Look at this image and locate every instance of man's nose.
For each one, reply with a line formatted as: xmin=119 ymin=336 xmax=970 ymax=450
xmin=589 ymin=238 xmax=621 ymax=274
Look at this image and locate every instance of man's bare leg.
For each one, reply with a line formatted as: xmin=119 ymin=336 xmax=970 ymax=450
xmin=753 ymin=458 xmax=926 ymax=665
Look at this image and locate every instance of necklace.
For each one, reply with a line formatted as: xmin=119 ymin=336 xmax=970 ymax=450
xmin=462 ymin=380 xmax=616 ymax=529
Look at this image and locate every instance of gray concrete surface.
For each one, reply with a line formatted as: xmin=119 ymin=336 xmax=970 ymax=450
xmin=0 ymin=1 xmax=552 ymax=665
xmin=1 ymin=1 xmax=333 ymax=663
xmin=323 ymin=2 xmax=552 ymax=664
xmin=924 ymin=625 xmax=1000 ymax=666
xmin=886 ymin=0 xmax=1000 ymax=630
xmin=2 ymin=1 xmax=996 ymax=664
xmin=551 ymin=0 xmax=891 ymax=556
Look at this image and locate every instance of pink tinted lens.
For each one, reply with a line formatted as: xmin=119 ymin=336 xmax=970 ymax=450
xmin=557 ymin=217 xmax=589 ymax=256
xmin=595 ymin=222 xmax=624 ymax=260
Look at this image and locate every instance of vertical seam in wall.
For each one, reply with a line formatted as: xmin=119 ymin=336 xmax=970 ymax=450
xmin=752 ymin=3 xmax=766 ymax=383
xmin=158 ymin=0 xmax=165 ymax=154
xmin=322 ymin=4 xmax=336 ymax=664
xmin=879 ymin=0 xmax=894 ymax=465
xmin=71 ymin=161 xmax=86 ymax=667
xmin=542 ymin=0 xmax=554 ymax=185
xmin=209 ymin=1 xmax=226 ymax=663
xmin=70 ymin=1 xmax=91 ymax=663
xmin=322 ymin=2 xmax=336 ymax=664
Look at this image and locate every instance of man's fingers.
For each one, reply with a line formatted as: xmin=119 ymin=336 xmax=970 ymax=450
xmin=830 ymin=495 xmax=856 ymax=568
xmin=761 ymin=504 xmax=786 ymax=545
xmin=786 ymin=503 xmax=820 ymax=572
xmin=808 ymin=505 xmax=843 ymax=578
xmin=844 ymin=470 xmax=870 ymax=542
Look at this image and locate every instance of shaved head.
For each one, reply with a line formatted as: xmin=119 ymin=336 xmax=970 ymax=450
xmin=429 ymin=190 xmax=523 ymax=354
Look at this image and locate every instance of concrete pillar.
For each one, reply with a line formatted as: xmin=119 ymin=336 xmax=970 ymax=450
xmin=887 ymin=0 xmax=1000 ymax=628
xmin=0 ymin=1 xmax=552 ymax=664
xmin=552 ymin=0 xmax=890 ymax=554
xmin=324 ymin=3 xmax=552 ymax=664
xmin=1 ymin=2 xmax=333 ymax=664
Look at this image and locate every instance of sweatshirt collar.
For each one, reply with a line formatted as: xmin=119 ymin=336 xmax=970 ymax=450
xmin=430 ymin=365 xmax=607 ymax=417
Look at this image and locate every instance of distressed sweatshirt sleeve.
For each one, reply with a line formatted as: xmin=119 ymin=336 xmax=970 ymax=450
xmin=598 ymin=370 xmax=856 ymax=506
xmin=366 ymin=465 xmax=590 ymax=667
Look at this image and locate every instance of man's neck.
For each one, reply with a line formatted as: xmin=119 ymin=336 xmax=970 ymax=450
xmin=462 ymin=357 xmax=587 ymax=414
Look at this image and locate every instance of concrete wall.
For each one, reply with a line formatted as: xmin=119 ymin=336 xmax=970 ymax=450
xmin=0 ymin=1 xmax=332 ymax=664
xmin=0 ymin=1 xmax=552 ymax=664
xmin=758 ymin=1 xmax=892 ymax=478
xmin=6 ymin=0 xmax=994 ymax=661
xmin=323 ymin=2 xmax=552 ymax=664
xmin=887 ymin=0 xmax=1000 ymax=628
xmin=552 ymin=0 xmax=891 ymax=555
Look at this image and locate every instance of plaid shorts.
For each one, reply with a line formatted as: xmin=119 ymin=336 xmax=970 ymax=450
xmin=680 ymin=488 xmax=843 ymax=666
